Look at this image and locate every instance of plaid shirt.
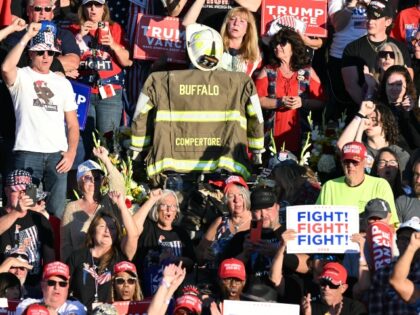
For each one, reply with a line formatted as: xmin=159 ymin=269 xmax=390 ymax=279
xmin=369 ymin=260 xmax=420 ymax=315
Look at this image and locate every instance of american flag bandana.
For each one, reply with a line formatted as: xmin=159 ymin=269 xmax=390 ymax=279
xmin=83 ymin=264 xmax=112 ymax=285
xmin=6 ymin=170 xmax=32 ymax=192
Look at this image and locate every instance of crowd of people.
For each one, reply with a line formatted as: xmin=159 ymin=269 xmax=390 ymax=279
xmin=0 ymin=0 xmax=419 ymax=314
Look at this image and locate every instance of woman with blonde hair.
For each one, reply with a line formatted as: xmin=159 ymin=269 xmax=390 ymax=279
xmin=219 ymin=7 xmax=261 ymax=76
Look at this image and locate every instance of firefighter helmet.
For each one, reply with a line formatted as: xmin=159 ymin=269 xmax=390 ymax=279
xmin=186 ymin=23 xmax=223 ymax=71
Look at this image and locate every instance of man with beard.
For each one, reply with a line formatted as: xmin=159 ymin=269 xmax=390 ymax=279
xmin=317 ymin=141 xmax=399 ymax=226
xmin=301 ymin=262 xmax=366 ymax=315
xmin=395 ymin=159 xmax=420 ymax=222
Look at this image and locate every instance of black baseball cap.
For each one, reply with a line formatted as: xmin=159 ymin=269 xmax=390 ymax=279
xmin=250 ymin=186 xmax=277 ymax=211
xmin=367 ymin=0 xmax=393 ymax=19
xmin=364 ymin=198 xmax=391 ymax=219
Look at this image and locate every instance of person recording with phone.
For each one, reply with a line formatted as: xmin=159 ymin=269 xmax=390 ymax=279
xmin=69 ymin=0 xmax=132 ymax=157
xmin=0 ymin=170 xmax=55 ymax=298
xmin=222 ymin=186 xmax=309 ymax=289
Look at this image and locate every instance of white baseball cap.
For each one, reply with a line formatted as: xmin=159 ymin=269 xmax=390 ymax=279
xmin=77 ymin=160 xmax=104 ymax=182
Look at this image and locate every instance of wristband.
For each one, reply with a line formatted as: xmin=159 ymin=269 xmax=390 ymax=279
xmin=161 ymin=279 xmax=171 ymax=289
xmin=355 ymin=112 xmax=367 ymax=119
xmin=276 ymin=98 xmax=284 ymax=109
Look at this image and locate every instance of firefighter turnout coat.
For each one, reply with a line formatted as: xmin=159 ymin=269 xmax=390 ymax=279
xmin=131 ymin=69 xmax=264 ymax=180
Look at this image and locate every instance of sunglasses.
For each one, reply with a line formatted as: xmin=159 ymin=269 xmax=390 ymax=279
xmin=35 ymin=50 xmax=56 ymax=57
xmin=46 ymin=280 xmax=68 ymax=287
xmin=197 ymin=54 xmax=219 ymax=69
xmin=81 ymin=174 xmax=102 ymax=183
xmin=33 ymin=6 xmax=53 ymax=12
xmin=85 ymin=2 xmax=104 ymax=8
xmin=319 ymin=279 xmax=341 ymax=289
xmin=378 ymin=51 xmax=395 ymax=59
xmin=342 ymin=160 xmax=360 ymax=166
xmin=115 ymin=277 xmax=136 ymax=285
xmin=411 ymin=38 xmax=419 ymax=47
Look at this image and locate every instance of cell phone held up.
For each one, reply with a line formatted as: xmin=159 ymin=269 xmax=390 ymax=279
xmin=250 ymin=220 xmax=262 ymax=243
xmin=25 ymin=184 xmax=37 ymax=207
xmin=97 ymin=21 xmax=109 ymax=45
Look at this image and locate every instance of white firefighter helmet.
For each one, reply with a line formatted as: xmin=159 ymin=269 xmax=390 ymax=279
xmin=186 ymin=23 xmax=224 ymax=71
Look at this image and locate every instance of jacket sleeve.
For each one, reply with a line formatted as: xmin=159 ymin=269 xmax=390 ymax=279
xmin=130 ymin=73 xmax=159 ymax=151
xmin=243 ymin=77 xmax=264 ymax=151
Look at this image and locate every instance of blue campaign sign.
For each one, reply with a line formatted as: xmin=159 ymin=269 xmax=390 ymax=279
xmin=70 ymin=80 xmax=91 ymax=130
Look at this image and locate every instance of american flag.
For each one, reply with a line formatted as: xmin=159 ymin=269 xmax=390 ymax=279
xmin=83 ymin=264 xmax=112 ymax=285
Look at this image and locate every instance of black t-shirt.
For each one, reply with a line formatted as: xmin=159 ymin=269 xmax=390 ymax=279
xmin=133 ymin=218 xmax=196 ymax=297
xmin=67 ymin=247 xmax=124 ymax=309
xmin=342 ymin=35 xmax=412 ymax=84
xmin=222 ymin=226 xmax=299 ymax=286
xmin=311 ymin=296 xmax=367 ymax=315
xmin=0 ymin=208 xmax=55 ymax=286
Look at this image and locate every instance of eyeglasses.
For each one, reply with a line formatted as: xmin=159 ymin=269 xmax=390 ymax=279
xmin=222 ymin=278 xmax=243 ymax=285
xmin=35 ymin=50 xmax=56 ymax=57
xmin=159 ymin=204 xmax=178 ymax=211
xmin=114 ymin=277 xmax=136 ymax=285
xmin=319 ymin=279 xmax=341 ymax=289
xmin=377 ymin=159 xmax=398 ymax=167
xmin=33 ymin=6 xmax=53 ymax=12
xmin=378 ymin=51 xmax=395 ymax=59
xmin=197 ymin=54 xmax=219 ymax=69
xmin=81 ymin=174 xmax=102 ymax=183
xmin=85 ymin=2 xmax=104 ymax=8
xmin=411 ymin=38 xmax=420 ymax=47
xmin=46 ymin=280 xmax=68 ymax=287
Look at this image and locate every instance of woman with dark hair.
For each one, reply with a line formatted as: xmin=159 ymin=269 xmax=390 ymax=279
xmin=132 ymin=189 xmax=195 ymax=297
xmin=67 ymin=191 xmax=139 ymax=309
xmin=337 ymin=101 xmax=410 ymax=174
xmin=377 ymin=65 xmax=420 ymax=151
xmin=0 ymin=272 xmax=21 ymax=300
xmin=371 ymin=147 xmax=407 ymax=198
xmin=61 ymin=146 xmax=125 ymax=262
xmin=69 ymin=0 xmax=132 ymax=153
xmin=255 ymin=28 xmax=325 ymax=154
xmin=110 ymin=261 xmax=143 ymax=302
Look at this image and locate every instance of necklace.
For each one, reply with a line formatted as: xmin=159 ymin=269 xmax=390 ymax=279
xmin=366 ymin=36 xmax=386 ymax=52
xmin=230 ymin=213 xmax=251 ymax=233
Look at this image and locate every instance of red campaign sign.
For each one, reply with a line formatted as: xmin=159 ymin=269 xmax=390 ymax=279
xmin=261 ymin=0 xmax=328 ymax=37
xmin=366 ymin=221 xmax=393 ymax=272
xmin=112 ymin=300 xmax=151 ymax=315
xmin=133 ymin=14 xmax=186 ymax=64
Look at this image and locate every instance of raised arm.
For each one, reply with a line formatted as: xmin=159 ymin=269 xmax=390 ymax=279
xmin=92 ymin=146 xmax=125 ymax=194
xmin=336 ymin=101 xmax=375 ymax=150
xmin=147 ymin=262 xmax=186 ymax=315
xmin=1 ymin=22 xmax=41 ymax=86
xmin=109 ymin=191 xmax=140 ymax=260
xmin=389 ymin=232 xmax=420 ymax=303
xmin=182 ymin=0 xmax=205 ymax=26
xmin=0 ymin=17 xmax=26 ymax=42
xmin=234 ymin=0 xmax=261 ymax=12
xmin=133 ymin=189 xmax=162 ymax=236
xmin=270 ymin=229 xmax=296 ymax=296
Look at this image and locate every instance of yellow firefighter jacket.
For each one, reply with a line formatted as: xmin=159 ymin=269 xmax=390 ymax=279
xmin=131 ymin=69 xmax=264 ymax=180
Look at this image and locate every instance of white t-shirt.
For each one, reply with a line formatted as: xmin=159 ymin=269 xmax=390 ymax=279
xmin=16 ymin=298 xmax=87 ymax=315
xmin=8 ymin=67 xmax=77 ymax=153
xmin=328 ymin=0 xmax=368 ymax=58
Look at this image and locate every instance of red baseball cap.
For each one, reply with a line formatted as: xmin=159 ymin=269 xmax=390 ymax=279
xmin=113 ymin=261 xmax=137 ymax=277
xmin=218 ymin=258 xmax=246 ymax=281
xmin=24 ymin=304 xmax=49 ymax=315
xmin=43 ymin=261 xmax=70 ymax=280
xmin=319 ymin=262 xmax=347 ymax=285
xmin=224 ymin=175 xmax=248 ymax=193
xmin=174 ymin=295 xmax=202 ymax=314
xmin=341 ymin=141 xmax=366 ymax=162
